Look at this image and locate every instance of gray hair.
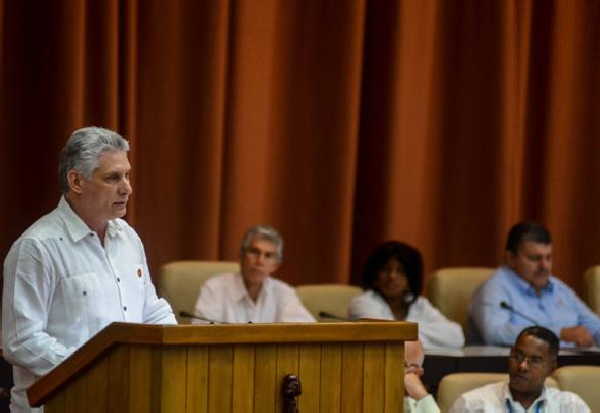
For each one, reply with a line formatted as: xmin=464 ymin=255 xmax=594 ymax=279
xmin=58 ymin=126 xmax=130 ymax=193
xmin=240 ymin=225 xmax=284 ymax=261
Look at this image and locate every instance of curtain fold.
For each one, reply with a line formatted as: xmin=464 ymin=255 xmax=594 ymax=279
xmin=1 ymin=0 xmax=598 ymax=292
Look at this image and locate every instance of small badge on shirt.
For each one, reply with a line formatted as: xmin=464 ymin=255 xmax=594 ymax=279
xmin=137 ymin=268 xmax=143 ymax=278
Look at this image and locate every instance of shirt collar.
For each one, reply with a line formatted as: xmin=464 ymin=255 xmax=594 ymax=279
xmin=503 ymin=266 xmax=555 ymax=296
xmin=58 ymin=196 xmax=125 ymax=242
xmin=233 ymin=273 xmax=272 ymax=302
xmin=503 ymin=381 xmax=547 ymax=412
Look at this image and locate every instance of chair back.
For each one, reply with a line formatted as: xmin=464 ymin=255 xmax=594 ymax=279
xmin=158 ymin=260 xmax=240 ymax=323
xmin=426 ymin=267 xmax=494 ymax=329
xmin=583 ymin=266 xmax=600 ymax=314
xmin=295 ymin=284 xmax=363 ymax=321
xmin=553 ymin=365 xmax=600 ymax=412
xmin=437 ymin=373 xmax=558 ymax=412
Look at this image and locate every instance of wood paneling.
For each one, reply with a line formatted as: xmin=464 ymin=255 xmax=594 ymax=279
xmin=254 ymin=344 xmax=277 ymax=413
xmin=298 ymin=344 xmax=321 ymax=412
xmin=363 ymin=343 xmax=385 ymax=413
xmin=384 ymin=343 xmax=404 ymax=412
xmin=186 ymin=347 xmax=209 ymax=413
xmin=45 ymin=390 xmax=66 ymax=413
xmin=232 ymin=344 xmax=255 ymax=412
xmin=32 ymin=322 xmax=416 ymax=412
xmin=161 ymin=347 xmax=188 ymax=412
xmin=341 ymin=343 xmax=364 ymax=413
xmin=320 ymin=343 xmax=342 ymax=413
xmin=275 ymin=344 xmax=299 ymax=410
xmin=107 ymin=346 xmax=130 ymax=411
xmin=128 ymin=346 xmax=154 ymax=413
xmin=208 ymin=346 xmax=233 ymax=412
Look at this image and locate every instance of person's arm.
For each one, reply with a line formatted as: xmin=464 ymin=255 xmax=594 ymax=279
xmin=555 ymin=390 xmax=591 ymax=413
xmin=2 ymin=239 xmax=75 ymax=376
xmin=279 ymin=288 xmax=316 ymax=322
xmin=129 ymin=232 xmax=175 ymax=324
xmin=404 ymin=373 xmax=440 ymax=413
xmin=192 ymin=279 xmax=223 ymax=323
xmin=411 ymin=298 xmax=465 ymax=348
xmin=566 ymin=286 xmax=600 ymax=347
xmin=470 ymin=281 xmax=525 ymax=346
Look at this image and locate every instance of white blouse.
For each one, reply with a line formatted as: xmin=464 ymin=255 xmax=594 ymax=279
xmin=348 ymin=289 xmax=464 ymax=349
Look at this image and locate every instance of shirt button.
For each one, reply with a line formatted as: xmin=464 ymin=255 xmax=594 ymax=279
xmin=123 ymin=306 xmax=127 ymax=311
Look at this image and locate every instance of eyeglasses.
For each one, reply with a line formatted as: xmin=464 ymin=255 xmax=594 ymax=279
xmin=509 ymin=351 xmax=546 ymax=368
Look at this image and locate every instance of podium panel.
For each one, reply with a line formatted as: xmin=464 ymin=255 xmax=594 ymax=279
xmin=28 ymin=322 xmax=417 ymax=413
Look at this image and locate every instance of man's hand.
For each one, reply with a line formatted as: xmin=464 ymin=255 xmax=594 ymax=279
xmin=560 ymin=325 xmax=594 ymax=347
xmin=404 ymin=372 xmax=429 ymax=400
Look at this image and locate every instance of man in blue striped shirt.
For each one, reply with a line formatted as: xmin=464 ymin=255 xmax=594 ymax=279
xmin=468 ymin=221 xmax=600 ymax=347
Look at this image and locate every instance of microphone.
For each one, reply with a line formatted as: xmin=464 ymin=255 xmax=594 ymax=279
xmin=179 ymin=311 xmax=220 ymax=324
xmin=499 ymin=301 xmax=539 ymax=325
xmin=318 ymin=311 xmax=350 ymax=321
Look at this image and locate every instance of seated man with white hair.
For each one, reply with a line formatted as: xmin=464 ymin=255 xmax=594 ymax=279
xmin=192 ymin=225 xmax=315 ymax=323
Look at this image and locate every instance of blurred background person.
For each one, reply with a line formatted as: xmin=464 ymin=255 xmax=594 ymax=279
xmin=349 ymin=241 xmax=464 ymax=349
xmin=192 ymin=225 xmax=315 ymax=323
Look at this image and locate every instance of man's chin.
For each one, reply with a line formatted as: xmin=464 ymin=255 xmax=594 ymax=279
xmin=243 ymin=272 xmax=268 ymax=285
xmin=509 ymin=375 xmax=531 ymax=392
xmin=112 ymin=204 xmax=128 ymax=217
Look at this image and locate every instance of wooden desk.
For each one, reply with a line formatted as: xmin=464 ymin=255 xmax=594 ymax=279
xmin=29 ymin=321 xmax=417 ymax=413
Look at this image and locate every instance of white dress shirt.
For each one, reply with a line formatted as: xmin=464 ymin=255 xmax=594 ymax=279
xmin=449 ymin=381 xmax=590 ymax=413
xmin=193 ymin=272 xmax=316 ymax=323
xmin=348 ymin=290 xmax=465 ymax=349
xmin=2 ymin=197 xmax=176 ymax=413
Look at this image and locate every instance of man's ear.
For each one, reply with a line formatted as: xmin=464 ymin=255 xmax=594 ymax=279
xmin=546 ymin=357 xmax=558 ymax=377
xmin=505 ymin=250 xmax=517 ymax=267
xmin=67 ymin=169 xmax=85 ymax=194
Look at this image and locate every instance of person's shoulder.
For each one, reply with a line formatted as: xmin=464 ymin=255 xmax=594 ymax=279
xmin=112 ymin=218 xmax=139 ymax=238
xmin=351 ymin=289 xmax=377 ymax=302
xmin=347 ymin=289 xmax=380 ymax=309
xmin=547 ymin=387 xmax=590 ymax=408
xmin=474 ymin=267 xmax=513 ymax=295
xmin=548 ymin=275 xmax=574 ymax=292
xmin=20 ymin=208 xmax=64 ymax=240
xmin=461 ymin=381 xmax=504 ymax=400
xmin=203 ymin=272 xmax=237 ymax=287
xmin=268 ymin=277 xmax=296 ymax=293
xmin=413 ymin=295 xmax=433 ymax=307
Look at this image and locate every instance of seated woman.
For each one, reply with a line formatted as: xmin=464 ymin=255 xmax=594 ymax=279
xmin=348 ymin=241 xmax=464 ymax=349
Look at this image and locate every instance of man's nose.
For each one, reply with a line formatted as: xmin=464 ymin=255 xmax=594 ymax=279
xmin=255 ymin=253 xmax=266 ymax=264
xmin=540 ymin=258 xmax=551 ymax=271
xmin=120 ymin=179 xmax=133 ymax=195
xmin=518 ymin=358 xmax=530 ymax=370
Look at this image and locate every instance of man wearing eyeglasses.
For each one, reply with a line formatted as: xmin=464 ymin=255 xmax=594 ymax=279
xmin=191 ymin=225 xmax=315 ymax=323
xmin=449 ymin=326 xmax=590 ymax=412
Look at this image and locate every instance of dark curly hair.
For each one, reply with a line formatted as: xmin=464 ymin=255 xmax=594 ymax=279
xmin=361 ymin=241 xmax=423 ymax=306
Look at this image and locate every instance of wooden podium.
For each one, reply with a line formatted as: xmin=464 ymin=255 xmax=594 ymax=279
xmin=28 ymin=321 xmax=417 ymax=412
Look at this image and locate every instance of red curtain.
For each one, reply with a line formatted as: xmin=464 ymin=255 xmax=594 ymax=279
xmin=1 ymin=0 xmax=599 ymax=291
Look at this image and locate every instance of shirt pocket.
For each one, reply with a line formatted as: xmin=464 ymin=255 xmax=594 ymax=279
xmin=60 ymin=272 xmax=104 ymax=315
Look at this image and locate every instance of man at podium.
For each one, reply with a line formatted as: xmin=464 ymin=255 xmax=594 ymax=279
xmin=2 ymin=127 xmax=176 ymax=413
xmin=192 ymin=225 xmax=315 ymax=323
